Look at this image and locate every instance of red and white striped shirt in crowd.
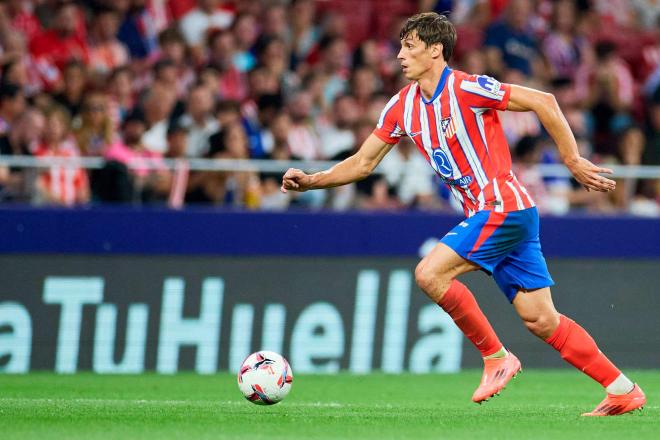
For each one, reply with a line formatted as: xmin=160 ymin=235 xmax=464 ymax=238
xmin=373 ymin=66 xmax=535 ymax=217
xmin=34 ymin=141 xmax=88 ymax=206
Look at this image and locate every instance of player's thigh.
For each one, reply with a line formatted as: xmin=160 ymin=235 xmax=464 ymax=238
xmin=492 ymin=235 xmax=555 ymax=302
xmin=512 ymin=287 xmax=560 ymax=338
xmin=415 ymin=242 xmax=480 ymax=292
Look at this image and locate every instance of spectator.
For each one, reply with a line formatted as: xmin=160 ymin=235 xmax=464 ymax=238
xmin=74 ymin=91 xmax=114 ymax=156
xmin=29 ymin=2 xmax=89 ymax=72
xmin=261 ymin=3 xmax=288 ymax=40
xmin=53 ymin=60 xmax=86 ymax=118
xmin=642 ymin=90 xmax=660 ymax=168
xmin=350 ymin=66 xmax=381 ymax=113
xmin=141 ymin=84 xmax=176 ymax=154
xmin=0 ymin=107 xmax=43 ymax=156
xmin=317 ymin=94 xmax=358 ymax=159
xmin=585 ymin=41 xmax=635 ymax=156
xmin=288 ymin=0 xmax=320 ymax=70
xmin=107 ymin=66 xmax=135 ymax=127
xmin=0 ymin=32 xmax=48 ymax=96
xmin=207 ymin=30 xmax=248 ymax=101
xmin=315 ymin=36 xmax=350 ymax=105
xmin=187 ymin=122 xmax=254 ymax=206
xmin=150 ymin=59 xmax=178 ymax=95
xmin=104 ymin=109 xmax=171 ymax=202
xmin=630 ymin=0 xmax=660 ymax=29
xmin=513 ymin=135 xmax=569 ymax=215
xmin=484 ymin=0 xmax=540 ymax=77
xmin=179 ymin=0 xmax=233 ymax=50
xmin=460 ymin=49 xmax=488 ymax=75
xmin=165 ymin=121 xmax=189 ymax=159
xmin=0 ymin=108 xmax=45 ymax=201
xmin=262 ymin=112 xmax=294 ymax=161
xmin=542 ymin=0 xmax=590 ymax=81
xmin=232 ymin=13 xmax=258 ymax=72
xmin=611 ymin=125 xmax=646 ymax=210
xmin=0 ymin=82 xmax=25 ymax=134
xmin=286 ymin=90 xmax=322 ymax=160
xmin=498 ymin=70 xmax=542 ymax=146
xmin=156 ymin=27 xmax=195 ymax=97
xmin=378 ymin=137 xmax=437 ymax=209
xmin=0 ymin=60 xmax=28 ymax=93
xmin=256 ymin=36 xmax=298 ymax=97
xmin=2 ymin=0 xmax=42 ymax=42
xmin=33 ymin=106 xmax=89 ymax=206
xmin=328 ymin=117 xmax=383 ymax=210
xmin=259 ymin=113 xmax=294 ymax=210
xmin=214 ymin=99 xmax=242 ymax=129
xmin=177 ymin=83 xmax=219 ymax=157
xmin=352 ymin=39 xmax=381 ymax=71
xmin=301 ymin=71 xmax=327 ymax=119
xmin=88 ymin=6 xmax=129 ymax=76
xmin=117 ymin=0 xmax=160 ymax=60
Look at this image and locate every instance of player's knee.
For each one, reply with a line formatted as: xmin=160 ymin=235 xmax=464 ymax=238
xmin=414 ymin=260 xmax=432 ymax=292
xmin=414 ymin=260 xmax=451 ymax=299
xmin=522 ymin=312 xmax=560 ymax=339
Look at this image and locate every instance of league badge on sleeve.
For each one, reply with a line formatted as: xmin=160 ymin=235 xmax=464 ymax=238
xmin=460 ymin=75 xmax=505 ymax=101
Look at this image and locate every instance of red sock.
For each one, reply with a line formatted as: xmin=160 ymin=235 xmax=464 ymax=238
xmin=437 ymin=280 xmax=503 ymax=357
xmin=545 ymin=315 xmax=621 ymax=387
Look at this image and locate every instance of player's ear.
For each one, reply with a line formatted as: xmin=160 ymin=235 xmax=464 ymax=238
xmin=431 ymin=43 xmax=443 ymax=60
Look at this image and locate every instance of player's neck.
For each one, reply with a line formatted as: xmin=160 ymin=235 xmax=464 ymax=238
xmin=417 ymin=61 xmax=448 ymax=101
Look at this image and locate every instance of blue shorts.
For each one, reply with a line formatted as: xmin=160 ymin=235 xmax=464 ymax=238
xmin=440 ymin=207 xmax=554 ymax=302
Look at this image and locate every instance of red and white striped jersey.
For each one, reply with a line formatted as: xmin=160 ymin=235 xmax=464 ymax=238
xmin=373 ymin=67 xmax=535 ymax=217
xmin=34 ymin=143 xmax=88 ymax=206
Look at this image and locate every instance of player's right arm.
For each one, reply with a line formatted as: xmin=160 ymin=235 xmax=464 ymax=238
xmin=281 ymin=92 xmax=404 ymax=193
xmin=280 ymin=134 xmax=394 ymax=193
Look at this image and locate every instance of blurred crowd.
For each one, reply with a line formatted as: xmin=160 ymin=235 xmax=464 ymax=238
xmin=0 ymin=0 xmax=658 ymax=215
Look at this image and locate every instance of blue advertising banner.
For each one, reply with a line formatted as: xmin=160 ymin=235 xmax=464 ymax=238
xmin=0 ymin=207 xmax=658 ymax=257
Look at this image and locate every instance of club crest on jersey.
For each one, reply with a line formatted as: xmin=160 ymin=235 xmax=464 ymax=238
xmin=441 ymin=117 xmax=456 ymax=139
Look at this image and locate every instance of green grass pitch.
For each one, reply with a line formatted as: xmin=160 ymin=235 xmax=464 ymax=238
xmin=1 ymin=370 xmax=657 ymax=440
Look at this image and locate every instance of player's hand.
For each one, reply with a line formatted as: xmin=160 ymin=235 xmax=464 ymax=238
xmin=281 ymin=168 xmax=312 ymax=193
xmin=565 ymin=157 xmax=616 ymax=192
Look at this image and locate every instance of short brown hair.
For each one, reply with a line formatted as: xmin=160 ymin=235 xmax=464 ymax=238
xmin=400 ymin=12 xmax=457 ymax=61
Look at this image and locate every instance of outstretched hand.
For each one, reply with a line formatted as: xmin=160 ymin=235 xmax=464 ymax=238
xmin=281 ymin=168 xmax=312 ymax=193
xmin=565 ymin=157 xmax=616 ymax=192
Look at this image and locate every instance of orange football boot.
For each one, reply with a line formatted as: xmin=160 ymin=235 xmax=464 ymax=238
xmin=472 ymin=351 xmax=522 ymax=403
xmin=582 ymin=384 xmax=646 ymax=416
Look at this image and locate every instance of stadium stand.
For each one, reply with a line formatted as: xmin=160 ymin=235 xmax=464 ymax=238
xmin=0 ymin=0 xmax=658 ymax=215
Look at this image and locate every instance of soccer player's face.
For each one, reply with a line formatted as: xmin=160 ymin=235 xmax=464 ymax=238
xmin=397 ymin=32 xmax=434 ymax=80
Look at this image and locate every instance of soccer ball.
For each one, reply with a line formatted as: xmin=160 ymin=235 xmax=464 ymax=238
xmin=237 ymin=351 xmax=293 ymax=405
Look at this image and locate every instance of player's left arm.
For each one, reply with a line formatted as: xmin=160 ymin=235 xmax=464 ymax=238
xmin=507 ymin=85 xmax=615 ymax=192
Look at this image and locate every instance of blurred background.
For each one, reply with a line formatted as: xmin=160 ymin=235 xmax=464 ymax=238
xmin=0 ymin=0 xmax=657 ymax=215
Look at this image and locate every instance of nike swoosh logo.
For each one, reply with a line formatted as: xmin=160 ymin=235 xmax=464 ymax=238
xmin=409 ymin=131 xmax=423 ymax=137
xmin=446 ymin=232 xmax=457 ymax=236
xmin=476 ymin=337 xmax=487 ymax=345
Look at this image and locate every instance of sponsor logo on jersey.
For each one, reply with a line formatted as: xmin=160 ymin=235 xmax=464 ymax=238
xmin=431 ymin=148 xmax=472 ymax=187
xmin=440 ymin=174 xmax=473 ymax=187
xmin=441 ymin=117 xmax=456 ymax=139
xmin=431 ymin=149 xmax=453 ymax=177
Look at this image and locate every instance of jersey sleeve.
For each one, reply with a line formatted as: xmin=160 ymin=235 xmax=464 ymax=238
xmin=372 ymin=93 xmax=405 ymax=144
xmin=457 ymin=74 xmax=511 ymax=111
